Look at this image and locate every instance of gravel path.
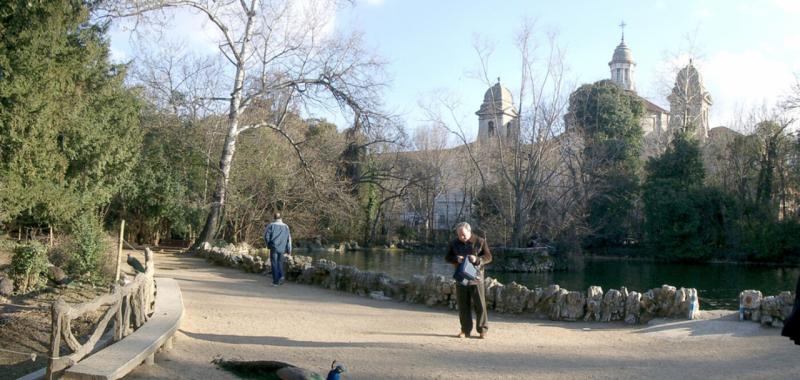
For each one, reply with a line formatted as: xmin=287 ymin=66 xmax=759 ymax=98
xmin=126 ymin=253 xmax=800 ymax=380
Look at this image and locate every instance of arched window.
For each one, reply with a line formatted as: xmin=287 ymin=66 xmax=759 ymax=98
xmin=488 ymin=121 xmax=495 ymax=136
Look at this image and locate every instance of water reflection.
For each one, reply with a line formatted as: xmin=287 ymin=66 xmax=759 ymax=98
xmin=301 ymin=249 xmax=799 ymax=310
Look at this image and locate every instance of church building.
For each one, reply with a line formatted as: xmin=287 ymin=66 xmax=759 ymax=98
xmin=395 ymin=25 xmax=722 ymax=240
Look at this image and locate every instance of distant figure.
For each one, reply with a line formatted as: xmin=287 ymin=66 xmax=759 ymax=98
xmin=782 ymin=273 xmax=800 ymax=345
xmin=264 ymin=212 xmax=292 ymax=286
xmin=445 ymin=222 xmax=492 ymax=339
xmin=126 ymin=253 xmax=146 ymax=273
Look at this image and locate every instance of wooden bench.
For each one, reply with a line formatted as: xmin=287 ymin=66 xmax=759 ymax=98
xmin=61 ymin=278 xmax=184 ymax=380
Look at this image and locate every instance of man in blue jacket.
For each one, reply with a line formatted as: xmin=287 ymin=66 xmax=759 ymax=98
xmin=264 ymin=212 xmax=292 ymax=286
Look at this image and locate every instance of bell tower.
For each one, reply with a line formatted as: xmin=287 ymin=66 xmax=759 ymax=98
xmin=476 ymin=79 xmax=519 ymax=142
xmin=609 ymin=21 xmax=635 ymax=92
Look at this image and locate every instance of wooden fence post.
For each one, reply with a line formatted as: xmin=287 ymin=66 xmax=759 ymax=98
xmin=115 ymin=220 xmax=126 ymax=283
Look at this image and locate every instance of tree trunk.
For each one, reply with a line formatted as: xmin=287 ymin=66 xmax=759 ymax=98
xmin=195 ymin=115 xmax=241 ymax=246
xmin=510 ymin=194 xmax=528 ymax=247
xmin=193 ymin=6 xmax=255 ymax=248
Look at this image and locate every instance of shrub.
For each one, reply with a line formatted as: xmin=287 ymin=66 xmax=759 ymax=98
xmin=10 ymin=242 xmax=48 ymax=293
xmin=47 ymin=234 xmax=74 ymax=268
xmin=395 ymin=225 xmax=417 ymax=241
xmin=68 ymin=214 xmax=109 ymax=280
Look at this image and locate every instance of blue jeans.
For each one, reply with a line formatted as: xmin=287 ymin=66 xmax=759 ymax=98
xmin=269 ymin=251 xmax=284 ymax=285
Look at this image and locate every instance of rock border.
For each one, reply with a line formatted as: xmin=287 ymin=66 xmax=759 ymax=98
xmin=196 ymin=243 xmax=706 ymax=325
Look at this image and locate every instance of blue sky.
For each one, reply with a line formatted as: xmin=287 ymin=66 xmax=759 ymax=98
xmin=109 ymin=0 xmax=800 ymax=139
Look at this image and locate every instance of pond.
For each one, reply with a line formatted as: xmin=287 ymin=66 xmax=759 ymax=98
xmin=300 ymin=249 xmax=800 ymax=310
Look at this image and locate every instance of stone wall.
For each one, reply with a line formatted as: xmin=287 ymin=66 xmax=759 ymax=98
xmin=738 ymin=289 xmax=795 ymax=328
xmin=196 ymin=243 xmax=700 ymax=324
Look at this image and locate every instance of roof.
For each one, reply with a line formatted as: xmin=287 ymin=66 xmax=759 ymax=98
xmin=609 ymin=40 xmax=634 ymax=65
xmin=476 ymin=82 xmax=518 ymax=116
xmin=638 ymin=95 xmax=669 ymax=114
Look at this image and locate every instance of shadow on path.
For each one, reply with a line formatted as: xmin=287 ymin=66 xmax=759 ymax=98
xmin=363 ymin=331 xmax=456 ymax=338
xmin=180 ymin=330 xmax=416 ymax=349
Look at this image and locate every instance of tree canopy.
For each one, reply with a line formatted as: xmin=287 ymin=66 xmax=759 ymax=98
xmin=566 ymin=79 xmax=645 ymax=248
xmin=0 ymin=0 xmax=141 ymax=228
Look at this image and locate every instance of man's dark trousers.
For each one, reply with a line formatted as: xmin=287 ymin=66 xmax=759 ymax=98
xmin=270 ymin=251 xmax=284 ymax=285
xmin=456 ymin=283 xmax=488 ymax=335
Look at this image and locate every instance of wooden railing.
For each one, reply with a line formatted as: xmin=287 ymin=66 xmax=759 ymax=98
xmin=46 ymin=248 xmax=156 ymax=380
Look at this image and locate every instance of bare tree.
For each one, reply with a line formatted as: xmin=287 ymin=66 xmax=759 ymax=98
xmin=426 ymin=22 xmax=572 ymax=247
xmin=101 ymin=0 xmax=388 ymax=246
xmin=714 ymin=105 xmax=796 ymax=218
xmin=402 ymin=124 xmax=454 ymax=242
xmin=782 ymin=74 xmax=800 ymax=117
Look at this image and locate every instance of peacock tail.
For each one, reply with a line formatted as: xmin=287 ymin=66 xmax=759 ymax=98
xmin=213 ymin=359 xmax=325 ymax=380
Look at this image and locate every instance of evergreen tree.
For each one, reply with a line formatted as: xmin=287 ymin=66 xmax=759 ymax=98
xmin=566 ymin=79 xmax=645 ymax=248
xmin=110 ymin=105 xmax=204 ymax=244
xmin=643 ymin=129 xmax=732 ymax=260
xmin=0 ymin=0 xmax=141 ymax=228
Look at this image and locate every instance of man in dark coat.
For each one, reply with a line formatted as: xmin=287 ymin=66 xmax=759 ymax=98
xmin=781 ymin=273 xmax=800 ymax=345
xmin=445 ymin=222 xmax=492 ymax=339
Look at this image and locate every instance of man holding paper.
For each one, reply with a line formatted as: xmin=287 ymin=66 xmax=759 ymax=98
xmin=445 ymin=222 xmax=493 ymax=339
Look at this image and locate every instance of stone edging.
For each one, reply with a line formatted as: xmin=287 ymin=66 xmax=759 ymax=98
xmin=196 ymin=243 xmax=712 ymax=325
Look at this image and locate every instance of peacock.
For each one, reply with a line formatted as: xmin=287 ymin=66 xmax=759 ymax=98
xmin=213 ymin=358 xmax=346 ymax=380
xmin=126 ymin=253 xmax=146 ymax=273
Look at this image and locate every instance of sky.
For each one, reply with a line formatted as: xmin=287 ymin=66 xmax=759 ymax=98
xmin=108 ymin=0 xmax=800 ymax=139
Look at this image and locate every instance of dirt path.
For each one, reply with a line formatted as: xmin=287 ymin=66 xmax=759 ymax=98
xmin=126 ymin=252 xmax=800 ymax=380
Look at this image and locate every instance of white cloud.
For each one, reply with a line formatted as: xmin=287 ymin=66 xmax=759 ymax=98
xmin=693 ymin=7 xmax=713 ymax=19
xmin=108 ymin=8 xmax=222 ymax=60
xmin=701 ymin=50 xmax=795 ymax=126
xmin=286 ymin=0 xmax=338 ymax=40
xmin=773 ymin=0 xmax=800 ymax=13
xmin=108 ymin=0 xmax=342 ymax=62
xmin=360 ymin=0 xmax=385 ymax=5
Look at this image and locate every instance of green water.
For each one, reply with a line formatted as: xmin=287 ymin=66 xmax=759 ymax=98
xmin=300 ymin=249 xmax=799 ymax=310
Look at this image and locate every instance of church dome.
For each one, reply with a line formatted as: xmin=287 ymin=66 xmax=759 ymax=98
xmin=676 ymin=62 xmax=701 ymax=85
xmin=476 ymin=81 xmax=517 ymax=116
xmin=610 ymin=40 xmax=634 ymax=64
xmin=483 ymin=82 xmax=513 ymax=105
xmin=671 ymin=61 xmax=712 ymax=105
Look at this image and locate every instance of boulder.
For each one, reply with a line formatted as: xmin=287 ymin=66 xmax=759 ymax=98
xmin=547 ymin=288 xmax=569 ymax=321
xmin=369 ymin=290 xmax=391 ymax=301
xmin=496 ymin=282 xmax=530 ymax=314
xmin=484 ymin=277 xmax=504 ymax=310
xmin=760 ymin=293 xmax=792 ymax=327
xmin=653 ymin=285 xmax=678 ymax=317
xmin=536 ymin=284 xmax=563 ymax=319
xmin=525 ymin=287 xmax=543 ymax=313
xmin=639 ymin=289 xmax=658 ymax=323
xmin=684 ymin=288 xmax=700 ymax=320
xmin=47 ymin=266 xmax=68 ymax=286
xmin=382 ymin=279 xmax=410 ymax=302
xmin=624 ymin=291 xmax=642 ymax=324
xmin=0 ymin=274 xmax=13 ymax=296
xmin=584 ymin=286 xmax=603 ymax=322
xmin=739 ymin=290 xmax=763 ymax=321
xmin=778 ymin=291 xmax=794 ymax=320
xmin=601 ymin=288 xmax=626 ymax=322
xmin=558 ymin=290 xmax=586 ymax=321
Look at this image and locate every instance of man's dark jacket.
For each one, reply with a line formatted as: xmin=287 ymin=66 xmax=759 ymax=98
xmin=445 ymin=235 xmax=492 ymax=285
xmin=782 ymin=274 xmax=800 ymax=345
